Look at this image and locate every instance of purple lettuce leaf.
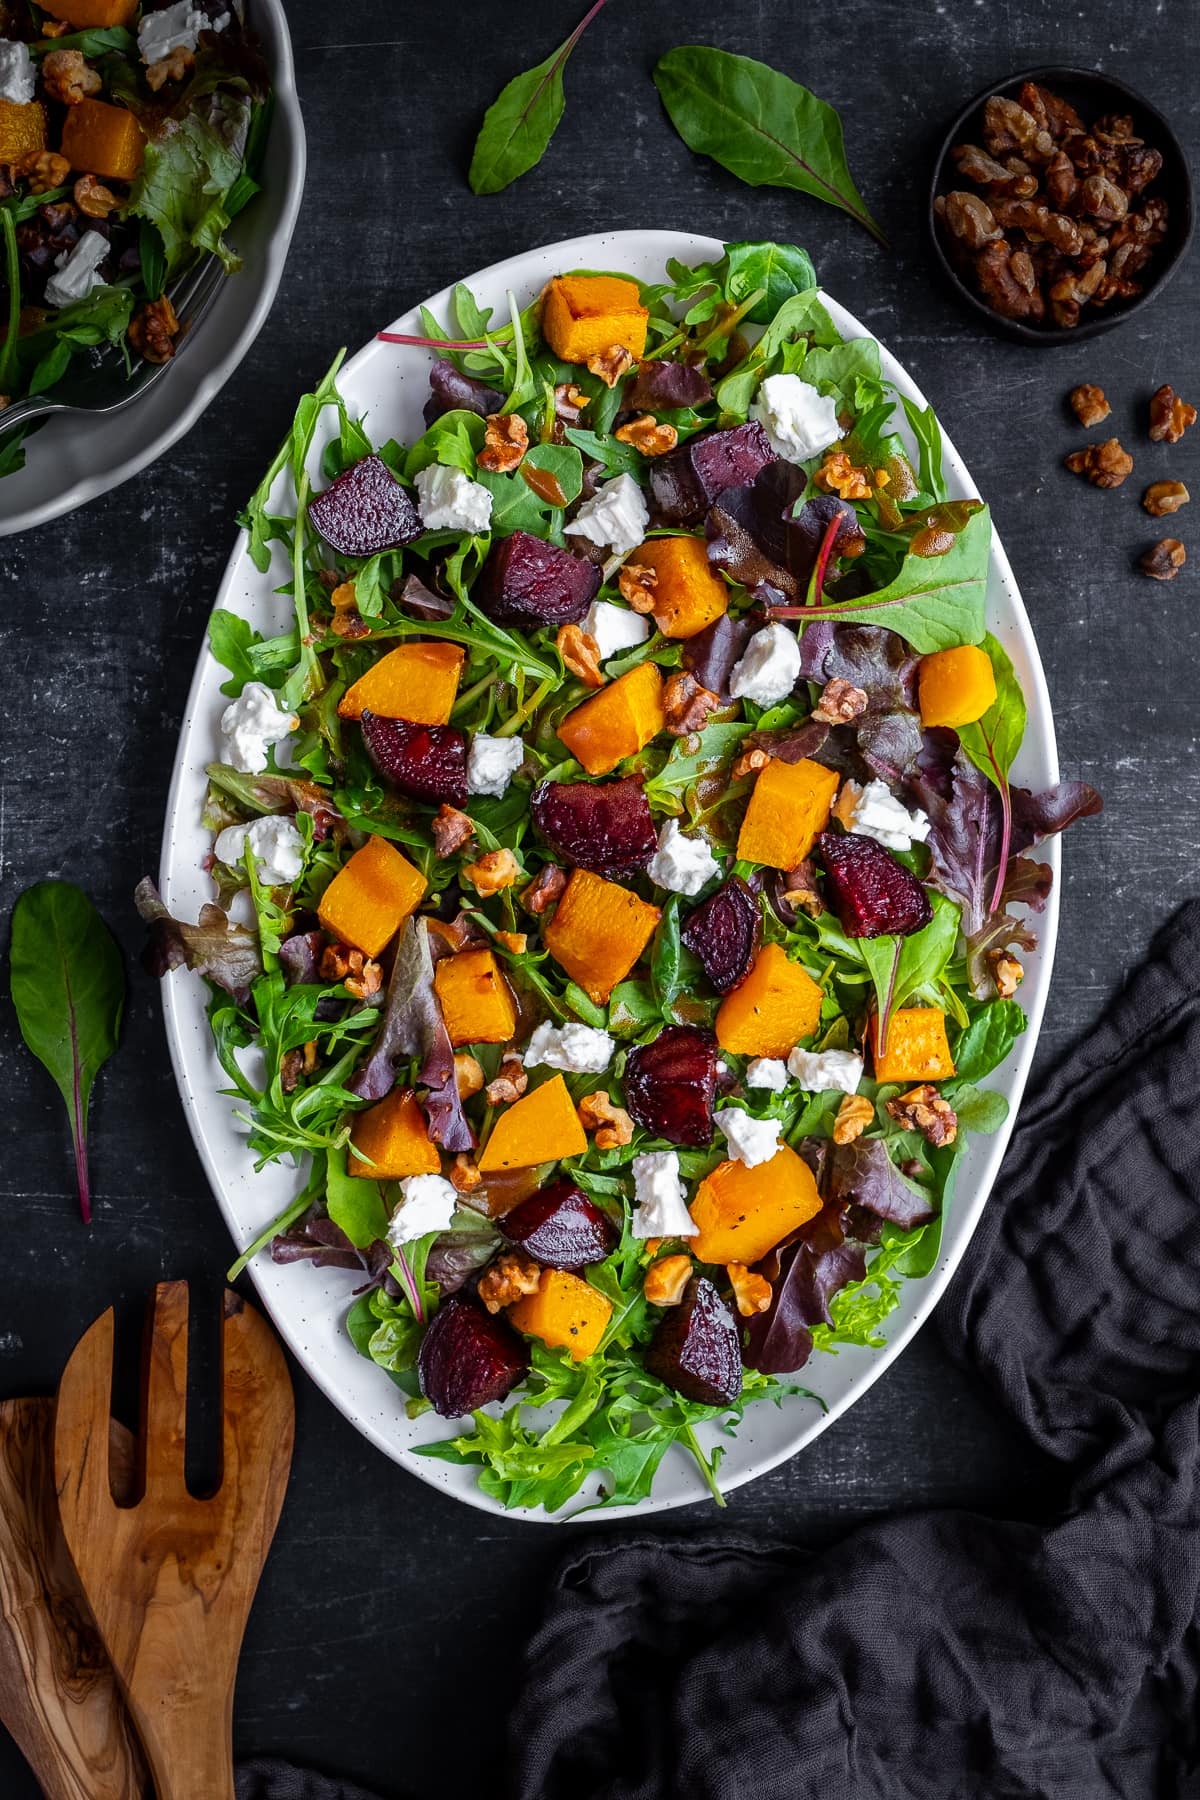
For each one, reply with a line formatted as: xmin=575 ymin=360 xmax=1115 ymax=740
xmin=742 ymin=1205 xmax=866 ymax=1374
xmin=279 ymin=929 xmax=325 ymax=986
xmin=624 ymin=359 xmax=713 ymax=412
xmin=135 ymin=877 xmax=262 ymax=1003
xmin=680 ymin=613 xmax=753 ymax=700
xmin=964 ymin=856 xmax=1051 ymax=995
xmin=270 ymin=1218 xmax=397 ymax=1294
xmin=705 ymin=500 xmax=799 ymax=602
xmin=393 ymin=572 xmax=455 ymax=620
xmin=828 ymin=1138 xmax=936 ymax=1230
xmin=798 ymin=621 xmax=923 ymax=783
xmin=423 ymin=359 xmax=504 ymax=426
xmin=348 ymin=919 xmax=475 ymax=1151
xmin=425 ymin=1225 xmax=501 ymax=1296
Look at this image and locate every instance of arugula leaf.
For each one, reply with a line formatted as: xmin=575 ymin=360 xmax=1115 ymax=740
xmin=722 ymin=240 xmax=817 ymax=323
xmin=651 ymin=896 xmax=684 ymax=1019
xmin=798 ymin=504 xmax=991 ymax=653
xmin=469 ymin=0 xmax=610 ymax=195
xmin=653 ymin=47 xmax=887 ymax=246
xmin=563 ymin=426 xmax=643 ymax=477
xmin=10 ymin=882 xmax=125 ymax=1225
xmin=901 ymin=394 xmax=947 ymax=502
xmin=30 ymin=25 xmax=135 ymax=55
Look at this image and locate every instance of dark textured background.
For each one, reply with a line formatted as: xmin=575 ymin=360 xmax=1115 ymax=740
xmin=1 ymin=2 xmax=1195 ymax=1793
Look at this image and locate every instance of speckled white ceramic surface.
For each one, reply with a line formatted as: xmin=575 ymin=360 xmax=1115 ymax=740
xmin=0 ymin=0 xmax=305 ymax=538
xmin=159 ymin=230 xmax=1059 ymax=1521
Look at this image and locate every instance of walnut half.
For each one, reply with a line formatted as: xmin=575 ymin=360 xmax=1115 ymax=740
xmin=1064 ymin=437 xmax=1133 ymax=488
xmin=1143 ymin=481 xmax=1190 ymax=518
xmin=1140 ymin=538 xmax=1186 ymax=581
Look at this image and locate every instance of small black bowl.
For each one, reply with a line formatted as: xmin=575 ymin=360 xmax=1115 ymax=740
xmin=928 ymin=66 xmax=1193 ymax=346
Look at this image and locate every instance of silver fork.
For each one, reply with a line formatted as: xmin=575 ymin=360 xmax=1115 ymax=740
xmin=0 ymin=252 xmax=228 ymax=437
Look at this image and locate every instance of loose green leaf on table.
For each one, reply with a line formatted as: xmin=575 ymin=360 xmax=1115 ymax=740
xmin=10 ymin=881 xmax=126 ymax=1225
xmin=469 ymin=0 xmax=611 ymax=195
xmin=653 ymin=47 xmax=888 ymax=247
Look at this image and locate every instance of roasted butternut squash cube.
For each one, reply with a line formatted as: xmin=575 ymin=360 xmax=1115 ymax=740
xmin=691 ymin=1145 xmax=822 ymax=1266
xmin=556 ymin=662 xmax=665 ymax=776
xmin=61 ymin=99 xmax=145 ymax=182
xmin=434 ymin=946 xmax=518 ymax=1046
xmin=636 ymin=534 xmax=729 ymax=639
xmin=0 ymin=100 xmax=46 ymax=165
xmin=42 ymin=0 xmax=138 ymax=24
xmin=318 ymin=836 xmax=427 ymax=959
xmin=715 ymin=943 xmax=823 ymax=1057
xmin=542 ymin=274 xmax=649 ymax=366
xmin=508 ymin=1268 xmax=612 ymax=1362
xmin=349 ymin=1087 xmax=440 ymax=1180
xmin=338 ymin=640 xmax=464 ymax=723
xmin=918 ymin=644 xmax=998 ymax=729
xmin=478 ymin=1074 xmax=588 ymax=1173
xmin=544 ymin=869 xmax=661 ymax=1003
xmin=736 ymin=756 xmax=839 ymax=869
xmin=871 ymin=1007 xmax=956 ymax=1083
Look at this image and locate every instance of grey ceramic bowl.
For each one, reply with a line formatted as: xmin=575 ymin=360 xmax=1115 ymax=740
xmin=0 ymin=0 xmax=306 ymax=537
xmin=929 ymin=66 xmax=1193 ymax=346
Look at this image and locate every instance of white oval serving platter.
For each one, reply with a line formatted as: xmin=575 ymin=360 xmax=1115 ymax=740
xmin=158 ymin=229 xmax=1059 ymax=1521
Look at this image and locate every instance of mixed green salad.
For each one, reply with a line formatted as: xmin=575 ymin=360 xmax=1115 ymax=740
xmin=140 ymin=240 xmax=1100 ymax=1512
xmin=0 ymin=0 xmax=272 ymax=473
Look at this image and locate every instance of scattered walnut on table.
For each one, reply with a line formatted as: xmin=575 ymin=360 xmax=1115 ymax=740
xmin=1065 ymin=438 xmax=1133 ymax=489
xmin=478 ymin=411 xmax=528 ymax=473
xmin=478 ymin=1252 xmax=542 ymax=1315
xmin=42 ymin=49 xmax=101 ymax=105
xmin=1144 ymin=481 xmax=1190 ymax=518
xmin=663 ymin=670 xmax=721 ymax=736
xmin=614 ymin=413 xmax=678 ymax=457
xmin=1140 ymin=538 xmax=1186 ymax=581
xmin=885 ymin=1085 xmax=959 ymax=1147
xmin=1069 ymin=383 xmax=1110 ymax=427
xmin=1149 ymin=384 xmax=1196 ymax=444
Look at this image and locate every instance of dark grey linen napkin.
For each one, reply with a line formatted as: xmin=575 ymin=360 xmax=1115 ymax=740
xmin=236 ymin=1759 xmax=385 ymax=1799
xmin=507 ymin=901 xmax=1200 ymax=1799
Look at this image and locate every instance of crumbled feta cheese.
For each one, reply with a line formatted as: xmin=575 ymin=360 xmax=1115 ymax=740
xmin=583 ymin=598 xmax=650 ymax=661
xmin=467 ymin=733 xmax=525 ymax=798
xmin=845 ymin=778 xmax=931 ymax=853
xmin=564 ymin=473 xmax=648 ymax=557
xmin=749 ymin=373 xmax=841 ymax=464
xmin=43 ymin=231 xmax=111 ymax=311
xmin=387 ymin=1173 xmax=458 ymax=1246
xmin=138 ymin=2 xmax=229 ymax=64
xmin=214 ymin=815 xmax=305 ymax=886
xmin=631 ymin=1151 xmax=697 ymax=1239
xmin=646 ymin=818 xmax=720 ymax=897
xmin=524 ymin=1020 xmax=614 ymax=1075
xmin=219 ymin=681 xmax=299 ymax=775
xmin=0 ymin=40 xmax=36 ymax=105
xmin=786 ymin=1047 xmax=864 ymax=1095
xmin=729 ymin=622 xmax=802 ymax=707
xmin=716 ymin=1107 xmax=783 ymax=1169
xmin=414 ymin=462 xmax=493 ymax=534
xmin=746 ymin=1057 xmax=790 ymax=1092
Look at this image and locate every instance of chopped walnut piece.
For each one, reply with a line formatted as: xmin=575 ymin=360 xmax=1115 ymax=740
xmin=478 ymin=1251 xmax=542 ymax=1314
xmin=1064 ymin=438 xmax=1133 ymax=488
xmin=496 ymin=930 xmax=527 ymax=955
xmin=663 ymin=670 xmax=721 ymax=736
xmin=42 ymin=48 xmax=102 ymax=105
xmin=281 ymin=1040 xmax=319 ymax=1095
xmin=464 ymin=848 xmax=521 ymax=895
xmin=644 ymin=1253 xmax=693 ymax=1307
xmin=344 ymin=957 xmax=383 ymax=1001
xmin=23 ymin=152 xmax=71 ymax=195
xmin=449 ymin=1153 xmax=483 ymax=1194
xmin=329 ymin=609 xmax=370 ymax=640
xmin=145 ymin=44 xmax=194 ymax=89
xmin=987 ymin=951 xmax=1024 ymax=998
xmin=1144 ymin=481 xmax=1190 ymax=518
xmin=586 ymin=342 xmax=635 ymax=388
xmin=781 ymin=860 xmax=823 ymax=918
xmin=485 ymin=1056 xmax=528 ymax=1106
xmin=556 ymin=622 xmax=604 ymax=688
xmin=833 ymin=1093 xmax=875 ymax=1145
xmin=431 ymin=803 xmax=475 ymax=858
xmin=129 ymin=295 xmax=180 ymax=365
xmin=885 ymin=1084 xmax=958 ymax=1147
xmin=73 ymin=174 xmax=118 ymax=218
xmin=614 ymin=413 xmax=679 ymax=457
xmin=727 ymin=1263 xmax=772 ymax=1318
xmin=732 ymin=746 xmax=771 ymax=781
xmin=478 ymin=411 xmax=529 ymax=473
xmin=454 ymin=1053 xmax=485 ymax=1099
xmin=983 ymin=94 xmax=1054 ymax=163
xmin=554 ymin=382 xmax=589 ymax=424
xmin=522 ymin=862 xmax=566 ymax=915
xmin=1140 ymin=538 xmax=1186 ymax=581
xmin=329 ymin=579 xmax=357 ymax=610
xmin=617 ymin=562 xmax=658 ymax=613
xmin=814 ymin=449 xmax=872 ymax=501
xmin=577 ymin=1090 xmax=634 ymax=1149
xmin=813 ymin=677 xmax=868 ymax=724
xmin=935 ymin=190 xmax=1001 ymax=250
xmin=1069 ymin=383 xmax=1110 ymax=428
xmin=973 ymin=238 xmax=1045 ymax=322
xmin=1149 ymin=384 xmax=1197 ymax=443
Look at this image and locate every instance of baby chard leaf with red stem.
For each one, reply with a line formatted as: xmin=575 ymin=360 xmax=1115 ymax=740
xmin=955 ymin=634 xmax=1027 ymax=914
xmin=468 ymin=0 xmax=611 ymax=196
xmin=10 ymin=881 xmax=126 ymax=1224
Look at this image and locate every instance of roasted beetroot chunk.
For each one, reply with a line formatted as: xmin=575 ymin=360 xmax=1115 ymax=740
xmin=531 ymin=778 xmax=658 ymax=880
xmin=417 ymin=1294 xmax=529 ymax=1417
xmin=499 ymin=1177 xmax=618 ymax=1270
xmin=681 ymin=876 xmax=759 ymax=994
xmin=649 ymin=421 xmax=777 ymax=527
xmin=361 ymin=711 xmax=468 ymax=806
xmin=817 ymin=831 xmax=933 ymax=939
xmin=309 ymin=454 xmax=424 ymax=557
xmin=624 ymin=1025 xmax=718 ymax=1147
xmin=473 ymin=529 xmax=600 ymax=628
xmin=423 ymin=359 xmax=505 ymax=427
xmin=645 ymin=1276 xmax=743 ymax=1406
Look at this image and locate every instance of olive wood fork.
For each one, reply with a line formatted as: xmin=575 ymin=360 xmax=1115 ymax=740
xmin=54 ymin=1283 xmax=294 ymax=1800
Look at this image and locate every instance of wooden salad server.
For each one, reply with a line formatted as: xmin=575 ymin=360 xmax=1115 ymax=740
xmin=54 ymin=1283 xmax=294 ymax=1800
xmin=0 ymin=1398 xmax=146 ymax=1800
